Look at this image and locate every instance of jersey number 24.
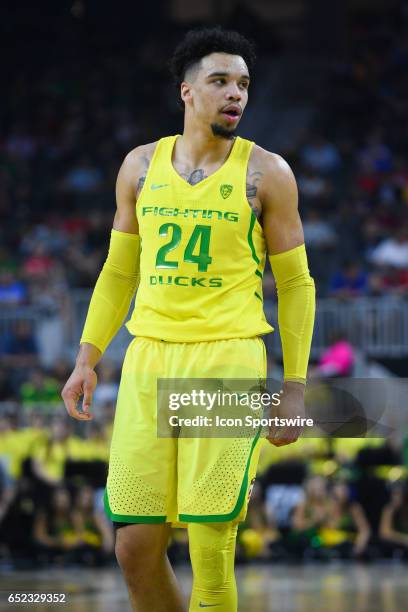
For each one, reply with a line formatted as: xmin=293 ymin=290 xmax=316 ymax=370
xmin=156 ymin=223 xmax=212 ymax=272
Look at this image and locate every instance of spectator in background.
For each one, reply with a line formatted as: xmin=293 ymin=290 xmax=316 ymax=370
xmin=238 ymin=482 xmax=281 ymax=560
xmin=0 ymin=319 xmax=39 ymax=371
xmin=22 ymin=243 xmax=55 ymax=280
xmin=311 ymin=331 xmax=355 ymax=377
xmin=33 ymin=487 xmax=81 ymax=565
xmin=63 ymin=230 xmax=103 ymax=288
xmin=370 ymin=226 xmax=408 ymax=269
xmin=0 ymin=269 xmax=27 ymax=307
xmin=357 ymin=131 xmax=393 ymax=174
xmin=20 ymin=223 xmax=67 ymax=260
xmin=371 ymin=202 xmax=399 ymax=235
xmin=298 ymin=166 xmax=332 ymax=203
xmin=0 ymin=415 xmax=15 ymax=492
xmin=329 ymin=262 xmax=369 ymax=298
xmin=71 ymin=485 xmax=114 ymax=564
xmin=79 ymin=421 xmax=109 ymax=462
xmin=318 ymin=481 xmax=371 ymax=559
xmin=0 ymin=247 xmax=16 ymax=274
xmin=5 ymin=123 xmax=37 ymax=160
xmin=62 ymin=155 xmax=104 ymax=194
xmin=379 ymin=480 xmax=408 ymax=559
xmin=0 ymin=473 xmax=37 ymax=565
xmin=28 ymin=263 xmax=70 ymax=367
xmin=362 ymin=215 xmax=388 ymax=261
xmin=300 ymin=135 xmax=341 ymax=174
xmin=0 ymin=413 xmax=47 ymax=488
xmin=85 ymin=210 xmax=110 ymax=252
xmin=370 ymin=267 xmax=408 ymax=297
xmin=303 ymin=209 xmax=338 ymax=294
xmin=0 ymin=368 xmax=15 ymax=401
xmin=303 ymin=209 xmax=337 ymax=249
xmin=290 ymin=475 xmax=330 ymax=559
xmin=333 ymin=203 xmax=364 ymax=264
xmin=31 ymin=418 xmax=73 ymax=487
xmin=19 ymin=368 xmax=60 ymax=406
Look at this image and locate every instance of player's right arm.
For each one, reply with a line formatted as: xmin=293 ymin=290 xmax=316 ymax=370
xmin=62 ymin=145 xmax=155 ymax=421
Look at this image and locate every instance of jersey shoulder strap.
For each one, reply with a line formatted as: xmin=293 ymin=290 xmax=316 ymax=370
xmin=229 ymin=136 xmax=254 ymax=164
xmin=138 ymin=135 xmax=178 ymax=200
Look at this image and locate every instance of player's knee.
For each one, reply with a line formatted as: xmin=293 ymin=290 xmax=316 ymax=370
xmin=115 ymin=524 xmax=168 ymax=573
xmin=190 ymin=544 xmax=229 ymax=591
xmin=115 ymin=535 xmax=139 ymax=573
xmin=189 ymin=523 xmax=238 ymax=592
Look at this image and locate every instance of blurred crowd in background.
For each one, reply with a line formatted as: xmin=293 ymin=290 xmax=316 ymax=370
xmin=1 ymin=404 xmax=408 ymax=568
xmin=1 ymin=0 xmax=408 ymax=569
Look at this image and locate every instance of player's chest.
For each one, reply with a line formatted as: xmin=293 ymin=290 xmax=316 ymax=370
xmin=137 ymin=179 xmax=257 ymax=265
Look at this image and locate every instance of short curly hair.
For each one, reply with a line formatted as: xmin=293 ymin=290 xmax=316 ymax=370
xmin=169 ymin=26 xmax=256 ymax=88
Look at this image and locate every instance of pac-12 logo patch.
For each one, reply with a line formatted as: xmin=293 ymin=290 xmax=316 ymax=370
xmin=220 ymin=184 xmax=233 ymax=199
xmin=247 ymin=478 xmax=256 ymax=502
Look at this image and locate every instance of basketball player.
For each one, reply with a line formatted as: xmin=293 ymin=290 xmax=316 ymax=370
xmin=62 ymin=27 xmax=315 ymax=612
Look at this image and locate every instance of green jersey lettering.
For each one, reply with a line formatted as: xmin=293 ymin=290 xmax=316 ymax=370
xmin=191 ymin=277 xmax=206 ymax=287
xmin=184 ymin=225 xmax=212 ymax=272
xmin=156 ymin=223 xmax=181 ymax=269
xmin=155 ymin=224 xmax=212 ymax=272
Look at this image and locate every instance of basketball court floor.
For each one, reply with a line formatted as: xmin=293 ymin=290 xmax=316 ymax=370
xmin=0 ymin=562 xmax=407 ymax=611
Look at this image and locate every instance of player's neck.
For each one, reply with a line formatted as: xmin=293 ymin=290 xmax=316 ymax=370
xmin=179 ymin=122 xmax=235 ymax=167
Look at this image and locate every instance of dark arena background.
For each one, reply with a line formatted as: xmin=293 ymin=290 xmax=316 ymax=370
xmin=1 ymin=1 xmax=408 ymax=610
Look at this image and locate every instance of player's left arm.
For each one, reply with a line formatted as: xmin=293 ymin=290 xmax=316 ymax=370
xmin=257 ymin=149 xmax=316 ymax=445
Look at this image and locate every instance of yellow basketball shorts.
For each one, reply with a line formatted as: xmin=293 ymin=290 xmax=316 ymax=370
xmin=104 ymin=336 xmax=266 ymax=525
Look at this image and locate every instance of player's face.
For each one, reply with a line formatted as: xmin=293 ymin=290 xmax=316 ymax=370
xmin=182 ymin=52 xmax=250 ymax=139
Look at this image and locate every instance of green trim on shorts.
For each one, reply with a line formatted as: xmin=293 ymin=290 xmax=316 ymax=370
xmin=178 ymin=430 xmax=261 ymax=523
xmin=103 ymin=488 xmax=167 ymax=524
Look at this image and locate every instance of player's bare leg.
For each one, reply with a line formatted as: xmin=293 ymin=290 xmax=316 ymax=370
xmin=115 ymin=523 xmax=186 ymax=612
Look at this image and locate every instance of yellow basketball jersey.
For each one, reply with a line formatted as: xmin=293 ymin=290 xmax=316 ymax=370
xmin=126 ymin=135 xmax=273 ymax=342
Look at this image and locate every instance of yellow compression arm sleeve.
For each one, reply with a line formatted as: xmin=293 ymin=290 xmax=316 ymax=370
xmin=269 ymin=244 xmax=315 ymax=383
xmin=80 ymin=229 xmax=140 ymax=354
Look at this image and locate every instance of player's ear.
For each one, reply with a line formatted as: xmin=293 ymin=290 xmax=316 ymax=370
xmin=181 ymin=81 xmax=192 ymax=105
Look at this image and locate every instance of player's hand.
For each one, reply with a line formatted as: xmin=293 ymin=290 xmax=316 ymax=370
xmin=61 ymin=365 xmax=97 ymax=421
xmin=267 ymin=381 xmax=305 ymax=446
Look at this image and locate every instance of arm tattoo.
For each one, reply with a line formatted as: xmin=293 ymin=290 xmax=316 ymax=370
xmin=246 ymin=183 xmax=258 ymax=199
xmin=140 ymin=155 xmax=150 ymax=169
xmin=135 ymin=156 xmax=150 ymax=198
xmin=246 ymin=170 xmax=263 ymax=218
xmin=248 ymin=198 xmax=261 ymax=218
xmin=136 ymin=176 xmax=145 ymax=197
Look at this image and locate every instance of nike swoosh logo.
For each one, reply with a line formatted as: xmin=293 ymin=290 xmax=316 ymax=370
xmin=199 ymin=604 xmax=220 ymax=608
xmin=151 ymin=183 xmax=169 ymax=190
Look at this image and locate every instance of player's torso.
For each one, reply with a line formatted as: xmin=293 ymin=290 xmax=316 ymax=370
xmin=127 ymin=135 xmax=273 ymax=342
